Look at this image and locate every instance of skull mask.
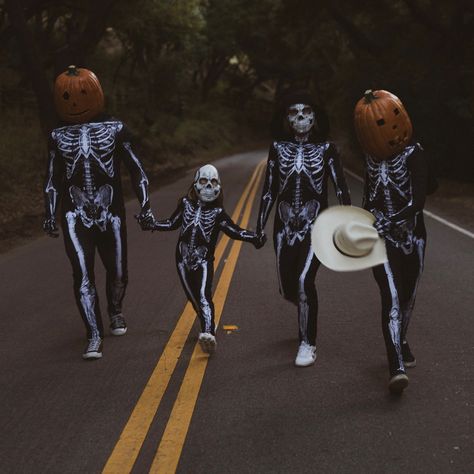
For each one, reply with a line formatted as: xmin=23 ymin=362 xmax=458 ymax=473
xmin=194 ymin=164 xmax=221 ymax=203
xmin=287 ymin=103 xmax=315 ymax=135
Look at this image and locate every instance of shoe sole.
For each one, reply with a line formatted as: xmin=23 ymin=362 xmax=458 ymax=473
xmin=404 ymin=360 xmax=417 ymax=368
xmin=389 ymin=374 xmax=409 ymax=393
xmin=294 ymin=356 xmax=317 ymax=367
xmin=111 ymin=327 xmax=127 ymax=336
xmin=82 ymin=352 xmax=103 ymax=360
xmin=199 ymin=337 xmax=216 ymax=354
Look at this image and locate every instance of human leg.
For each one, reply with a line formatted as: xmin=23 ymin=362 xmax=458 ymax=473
xmin=97 ymin=215 xmax=128 ymax=335
xmin=177 ymin=259 xmax=216 ymax=353
xmin=293 ymin=236 xmax=320 ymax=367
xmin=372 ymin=244 xmax=407 ymax=385
xmin=399 ymin=232 xmax=426 ymax=367
xmin=63 ymin=212 xmax=103 ymax=358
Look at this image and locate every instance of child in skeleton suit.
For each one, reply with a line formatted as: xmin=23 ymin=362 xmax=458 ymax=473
xmin=43 ymin=66 xmax=154 ymax=360
xmin=153 ymin=164 xmax=263 ymax=353
xmin=256 ymin=92 xmax=351 ymax=367
xmin=364 ymin=144 xmax=428 ymax=381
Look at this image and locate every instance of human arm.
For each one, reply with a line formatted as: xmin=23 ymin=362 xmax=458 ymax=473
xmin=219 ymin=212 xmax=265 ymax=248
xmin=326 ymin=143 xmax=351 ymax=205
xmin=256 ymin=143 xmax=279 ymax=236
xmin=152 ymin=199 xmax=183 ymax=231
xmin=43 ymin=136 xmax=63 ymax=237
xmin=389 ymin=144 xmax=427 ymax=223
xmin=119 ymin=125 xmax=154 ymax=229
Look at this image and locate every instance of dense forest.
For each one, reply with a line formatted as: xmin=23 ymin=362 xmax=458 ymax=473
xmin=0 ymin=0 xmax=473 ymax=240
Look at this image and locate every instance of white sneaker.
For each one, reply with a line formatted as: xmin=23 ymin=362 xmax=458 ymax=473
xmin=198 ymin=333 xmax=217 ymax=354
xmin=295 ymin=341 xmax=317 ymax=367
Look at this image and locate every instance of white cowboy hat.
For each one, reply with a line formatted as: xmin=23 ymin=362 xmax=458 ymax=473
xmin=311 ymin=205 xmax=387 ymax=272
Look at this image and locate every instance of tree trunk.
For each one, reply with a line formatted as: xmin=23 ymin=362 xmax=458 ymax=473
xmin=5 ymin=0 xmax=56 ymax=134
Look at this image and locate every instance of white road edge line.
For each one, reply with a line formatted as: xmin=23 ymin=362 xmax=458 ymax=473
xmin=344 ymin=168 xmax=474 ymax=241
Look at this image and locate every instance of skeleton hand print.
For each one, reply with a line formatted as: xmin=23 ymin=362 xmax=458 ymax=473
xmin=373 ymin=211 xmax=392 ymax=237
xmin=136 ymin=208 xmax=156 ymax=231
xmin=43 ymin=217 xmax=59 ymax=238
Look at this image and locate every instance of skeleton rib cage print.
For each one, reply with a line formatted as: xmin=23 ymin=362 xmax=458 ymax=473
xmin=257 ymin=141 xmax=351 ymax=246
xmin=45 ymin=120 xmax=150 ymax=231
xmin=364 ymin=144 xmax=425 ymax=253
xmin=154 ymin=197 xmax=256 ymax=271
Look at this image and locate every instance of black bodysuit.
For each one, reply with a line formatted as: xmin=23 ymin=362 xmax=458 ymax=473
xmin=44 ymin=117 xmax=151 ymax=340
xmin=363 ymin=143 xmax=427 ymax=375
xmin=154 ymin=197 xmax=257 ymax=334
xmin=257 ymin=140 xmax=351 ymax=345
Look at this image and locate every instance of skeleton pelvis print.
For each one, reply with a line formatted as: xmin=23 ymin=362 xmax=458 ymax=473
xmin=69 ymin=184 xmax=113 ymax=231
xmin=279 ymin=199 xmax=320 ymax=245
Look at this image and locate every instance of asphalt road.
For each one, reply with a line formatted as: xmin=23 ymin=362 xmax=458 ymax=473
xmin=0 ymin=150 xmax=473 ymax=474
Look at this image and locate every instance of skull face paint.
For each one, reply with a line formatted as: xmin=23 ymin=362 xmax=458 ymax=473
xmin=194 ymin=165 xmax=221 ymax=202
xmin=287 ymin=103 xmax=315 ymax=135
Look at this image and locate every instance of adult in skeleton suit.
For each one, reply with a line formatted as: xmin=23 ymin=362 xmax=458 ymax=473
xmin=356 ymin=89 xmax=430 ymax=392
xmin=256 ymin=92 xmax=351 ymax=367
xmin=364 ymin=145 xmax=428 ymax=380
xmin=153 ymin=164 xmax=262 ymax=354
xmin=43 ymin=66 xmax=154 ymax=359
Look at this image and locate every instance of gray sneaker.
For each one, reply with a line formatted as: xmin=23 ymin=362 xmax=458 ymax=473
xmin=110 ymin=313 xmax=127 ymax=336
xmin=83 ymin=338 xmax=103 ymax=360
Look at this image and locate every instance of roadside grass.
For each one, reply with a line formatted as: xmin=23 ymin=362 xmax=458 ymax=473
xmin=0 ymin=99 xmax=270 ymax=253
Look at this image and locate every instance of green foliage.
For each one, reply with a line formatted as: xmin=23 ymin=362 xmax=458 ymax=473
xmin=0 ymin=0 xmax=473 ymax=182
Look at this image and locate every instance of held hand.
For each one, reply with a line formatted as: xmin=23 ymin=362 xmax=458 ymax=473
xmin=253 ymin=232 xmax=267 ymax=249
xmin=373 ymin=211 xmax=391 ymax=237
xmin=135 ymin=208 xmax=155 ymax=231
xmin=43 ymin=217 xmax=59 ymax=238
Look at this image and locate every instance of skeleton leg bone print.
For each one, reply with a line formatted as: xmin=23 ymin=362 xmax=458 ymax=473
xmin=65 ymin=211 xmax=102 ymax=340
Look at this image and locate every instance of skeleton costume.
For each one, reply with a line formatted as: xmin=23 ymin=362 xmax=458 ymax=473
xmin=43 ymin=115 xmax=153 ymax=352
xmin=256 ymin=97 xmax=351 ymax=365
xmin=153 ymin=165 xmax=260 ymax=353
xmin=364 ymin=142 xmax=428 ymax=375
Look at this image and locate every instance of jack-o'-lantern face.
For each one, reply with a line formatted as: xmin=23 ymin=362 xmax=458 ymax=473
xmin=354 ymin=89 xmax=413 ymax=161
xmin=54 ymin=65 xmax=104 ymax=123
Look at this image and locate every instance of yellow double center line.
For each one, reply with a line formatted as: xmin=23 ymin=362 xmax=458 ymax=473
xmin=103 ymin=160 xmax=265 ymax=474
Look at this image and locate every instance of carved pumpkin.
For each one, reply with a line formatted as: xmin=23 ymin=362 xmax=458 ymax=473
xmin=354 ymin=89 xmax=413 ymax=161
xmin=54 ymin=65 xmax=104 ymax=123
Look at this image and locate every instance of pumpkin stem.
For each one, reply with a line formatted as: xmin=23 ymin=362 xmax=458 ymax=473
xmin=364 ymin=89 xmax=377 ymax=103
xmin=66 ymin=65 xmax=79 ymax=76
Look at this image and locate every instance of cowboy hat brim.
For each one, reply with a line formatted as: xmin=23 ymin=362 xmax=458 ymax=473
xmin=311 ymin=205 xmax=387 ymax=272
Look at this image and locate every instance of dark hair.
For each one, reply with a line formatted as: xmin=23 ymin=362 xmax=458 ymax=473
xmin=270 ymin=89 xmax=330 ymax=142
xmin=186 ymin=183 xmax=224 ymax=208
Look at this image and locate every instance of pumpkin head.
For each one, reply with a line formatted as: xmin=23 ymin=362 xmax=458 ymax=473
xmin=54 ymin=65 xmax=104 ymax=123
xmin=354 ymin=89 xmax=413 ymax=161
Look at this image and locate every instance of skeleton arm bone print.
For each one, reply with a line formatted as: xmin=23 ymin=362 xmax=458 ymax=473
xmin=256 ymin=144 xmax=279 ymax=235
xmin=326 ymin=143 xmax=351 ymax=205
xmin=218 ymin=212 xmax=261 ymax=247
xmin=121 ymin=141 xmax=151 ymax=211
xmin=43 ymin=139 xmax=64 ymax=237
xmin=388 ymin=146 xmax=428 ymax=223
xmin=153 ymin=200 xmax=184 ymax=231
xmin=120 ymin=128 xmax=154 ymax=230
